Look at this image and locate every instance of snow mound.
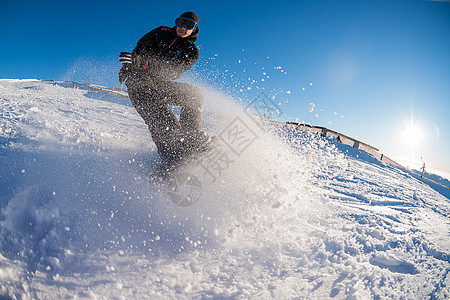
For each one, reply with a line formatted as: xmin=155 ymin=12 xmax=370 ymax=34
xmin=0 ymin=79 xmax=449 ymax=299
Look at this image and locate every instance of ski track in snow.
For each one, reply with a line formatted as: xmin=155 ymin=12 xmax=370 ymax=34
xmin=0 ymin=79 xmax=449 ymax=299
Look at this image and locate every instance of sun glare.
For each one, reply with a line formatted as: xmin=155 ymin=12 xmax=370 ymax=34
xmin=401 ymin=122 xmax=423 ymax=147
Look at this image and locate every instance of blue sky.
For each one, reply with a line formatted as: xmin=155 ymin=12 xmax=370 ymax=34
xmin=1 ymin=0 xmax=449 ymax=177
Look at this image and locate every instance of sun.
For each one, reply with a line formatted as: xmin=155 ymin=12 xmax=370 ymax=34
xmin=401 ymin=121 xmax=423 ymax=147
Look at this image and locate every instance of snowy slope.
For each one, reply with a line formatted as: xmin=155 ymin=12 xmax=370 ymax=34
xmin=0 ymin=79 xmax=449 ymax=299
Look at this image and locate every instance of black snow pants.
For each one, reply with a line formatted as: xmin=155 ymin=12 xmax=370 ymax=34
xmin=126 ymin=73 xmax=204 ymax=158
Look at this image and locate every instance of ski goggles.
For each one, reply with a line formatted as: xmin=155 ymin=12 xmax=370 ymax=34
xmin=175 ymin=17 xmax=198 ymax=30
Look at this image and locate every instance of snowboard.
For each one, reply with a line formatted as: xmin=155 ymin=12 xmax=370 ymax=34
xmin=151 ymin=149 xmax=211 ymax=207
xmin=150 ymin=136 xmax=219 ymax=207
xmin=151 ymin=137 xmax=217 ymax=182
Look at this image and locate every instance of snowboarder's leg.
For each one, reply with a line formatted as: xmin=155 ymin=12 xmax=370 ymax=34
xmin=151 ymin=80 xmax=215 ymax=155
xmin=127 ymin=77 xmax=214 ymax=159
xmin=153 ymin=81 xmax=204 ymax=133
xmin=127 ymin=78 xmax=180 ymax=130
xmin=126 ymin=78 xmax=184 ymax=157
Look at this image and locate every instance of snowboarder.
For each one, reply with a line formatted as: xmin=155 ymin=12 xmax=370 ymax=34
xmin=119 ymin=12 xmax=213 ymax=160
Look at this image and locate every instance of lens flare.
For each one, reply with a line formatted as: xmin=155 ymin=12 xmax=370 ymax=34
xmin=401 ymin=122 xmax=423 ymax=147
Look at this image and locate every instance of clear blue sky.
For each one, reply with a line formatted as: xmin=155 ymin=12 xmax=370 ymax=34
xmin=1 ymin=0 xmax=449 ymax=177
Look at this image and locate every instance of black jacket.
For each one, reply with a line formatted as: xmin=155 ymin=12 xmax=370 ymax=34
xmin=132 ymin=26 xmax=200 ymax=81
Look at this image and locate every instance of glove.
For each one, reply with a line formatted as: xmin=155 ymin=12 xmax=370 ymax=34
xmin=118 ymin=52 xmax=133 ymax=84
xmin=118 ymin=66 xmax=128 ymax=84
xmin=119 ymin=52 xmax=132 ymax=64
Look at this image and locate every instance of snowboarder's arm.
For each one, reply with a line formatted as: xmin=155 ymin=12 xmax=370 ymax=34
xmin=130 ymin=27 xmax=162 ymax=71
xmin=130 ymin=27 xmax=199 ymax=80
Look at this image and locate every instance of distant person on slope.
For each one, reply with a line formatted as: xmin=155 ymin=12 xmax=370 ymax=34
xmin=118 ymin=12 xmax=213 ymax=160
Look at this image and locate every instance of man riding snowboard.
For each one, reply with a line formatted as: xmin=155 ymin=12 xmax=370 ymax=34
xmin=119 ymin=11 xmax=213 ymax=160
